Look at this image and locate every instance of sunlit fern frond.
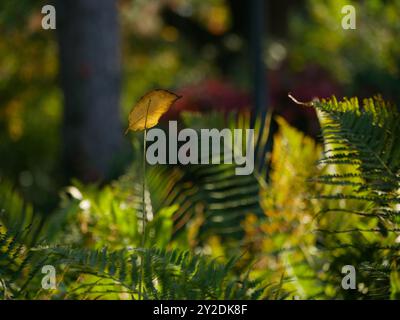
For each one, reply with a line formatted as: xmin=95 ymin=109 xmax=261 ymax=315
xmin=0 ymin=226 xmax=49 ymax=299
xmin=39 ymin=246 xmax=271 ymax=300
xmin=307 ymin=95 xmax=400 ymax=299
xmin=315 ymin=95 xmax=400 ymax=195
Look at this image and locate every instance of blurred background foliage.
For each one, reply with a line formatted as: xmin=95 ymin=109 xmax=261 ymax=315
xmin=1 ymin=0 xmax=399 ymax=207
xmin=0 ymin=0 xmax=399 ymax=299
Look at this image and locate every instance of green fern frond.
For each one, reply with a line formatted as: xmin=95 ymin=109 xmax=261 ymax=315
xmin=0 ymin=226 xmax=47 ymax=299
xmin=315 ymin=95 xmax=400 ymax=194
xmin=38 ymin=246 xmax=267 ymax=300
xmin=305 ymin=95 xmax=400 ymax=299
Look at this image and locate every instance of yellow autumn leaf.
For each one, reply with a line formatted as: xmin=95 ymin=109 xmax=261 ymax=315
xmin=125 ymin=89 xmax=181 ymax=133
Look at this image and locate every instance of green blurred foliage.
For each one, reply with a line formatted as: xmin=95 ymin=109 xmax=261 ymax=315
xmin=0 ymin=0 xmax=61 ymax=208
xmin=1 ymin=0 xmax=232 ymax=208
xmin=289 ymin=0 xmax=400 ymax=102
xmin=1 ymin=0 xmax=400 ymax=300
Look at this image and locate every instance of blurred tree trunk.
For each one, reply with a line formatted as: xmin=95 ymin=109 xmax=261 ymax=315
xmin=250 ymin=0 xmax=267 ymax=121
xmin=56 ymin=0 xmax=123 ymax=182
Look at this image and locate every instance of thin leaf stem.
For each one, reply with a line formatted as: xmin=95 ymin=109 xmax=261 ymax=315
xmin=138 ymin=99 xmax=151 ymax=300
